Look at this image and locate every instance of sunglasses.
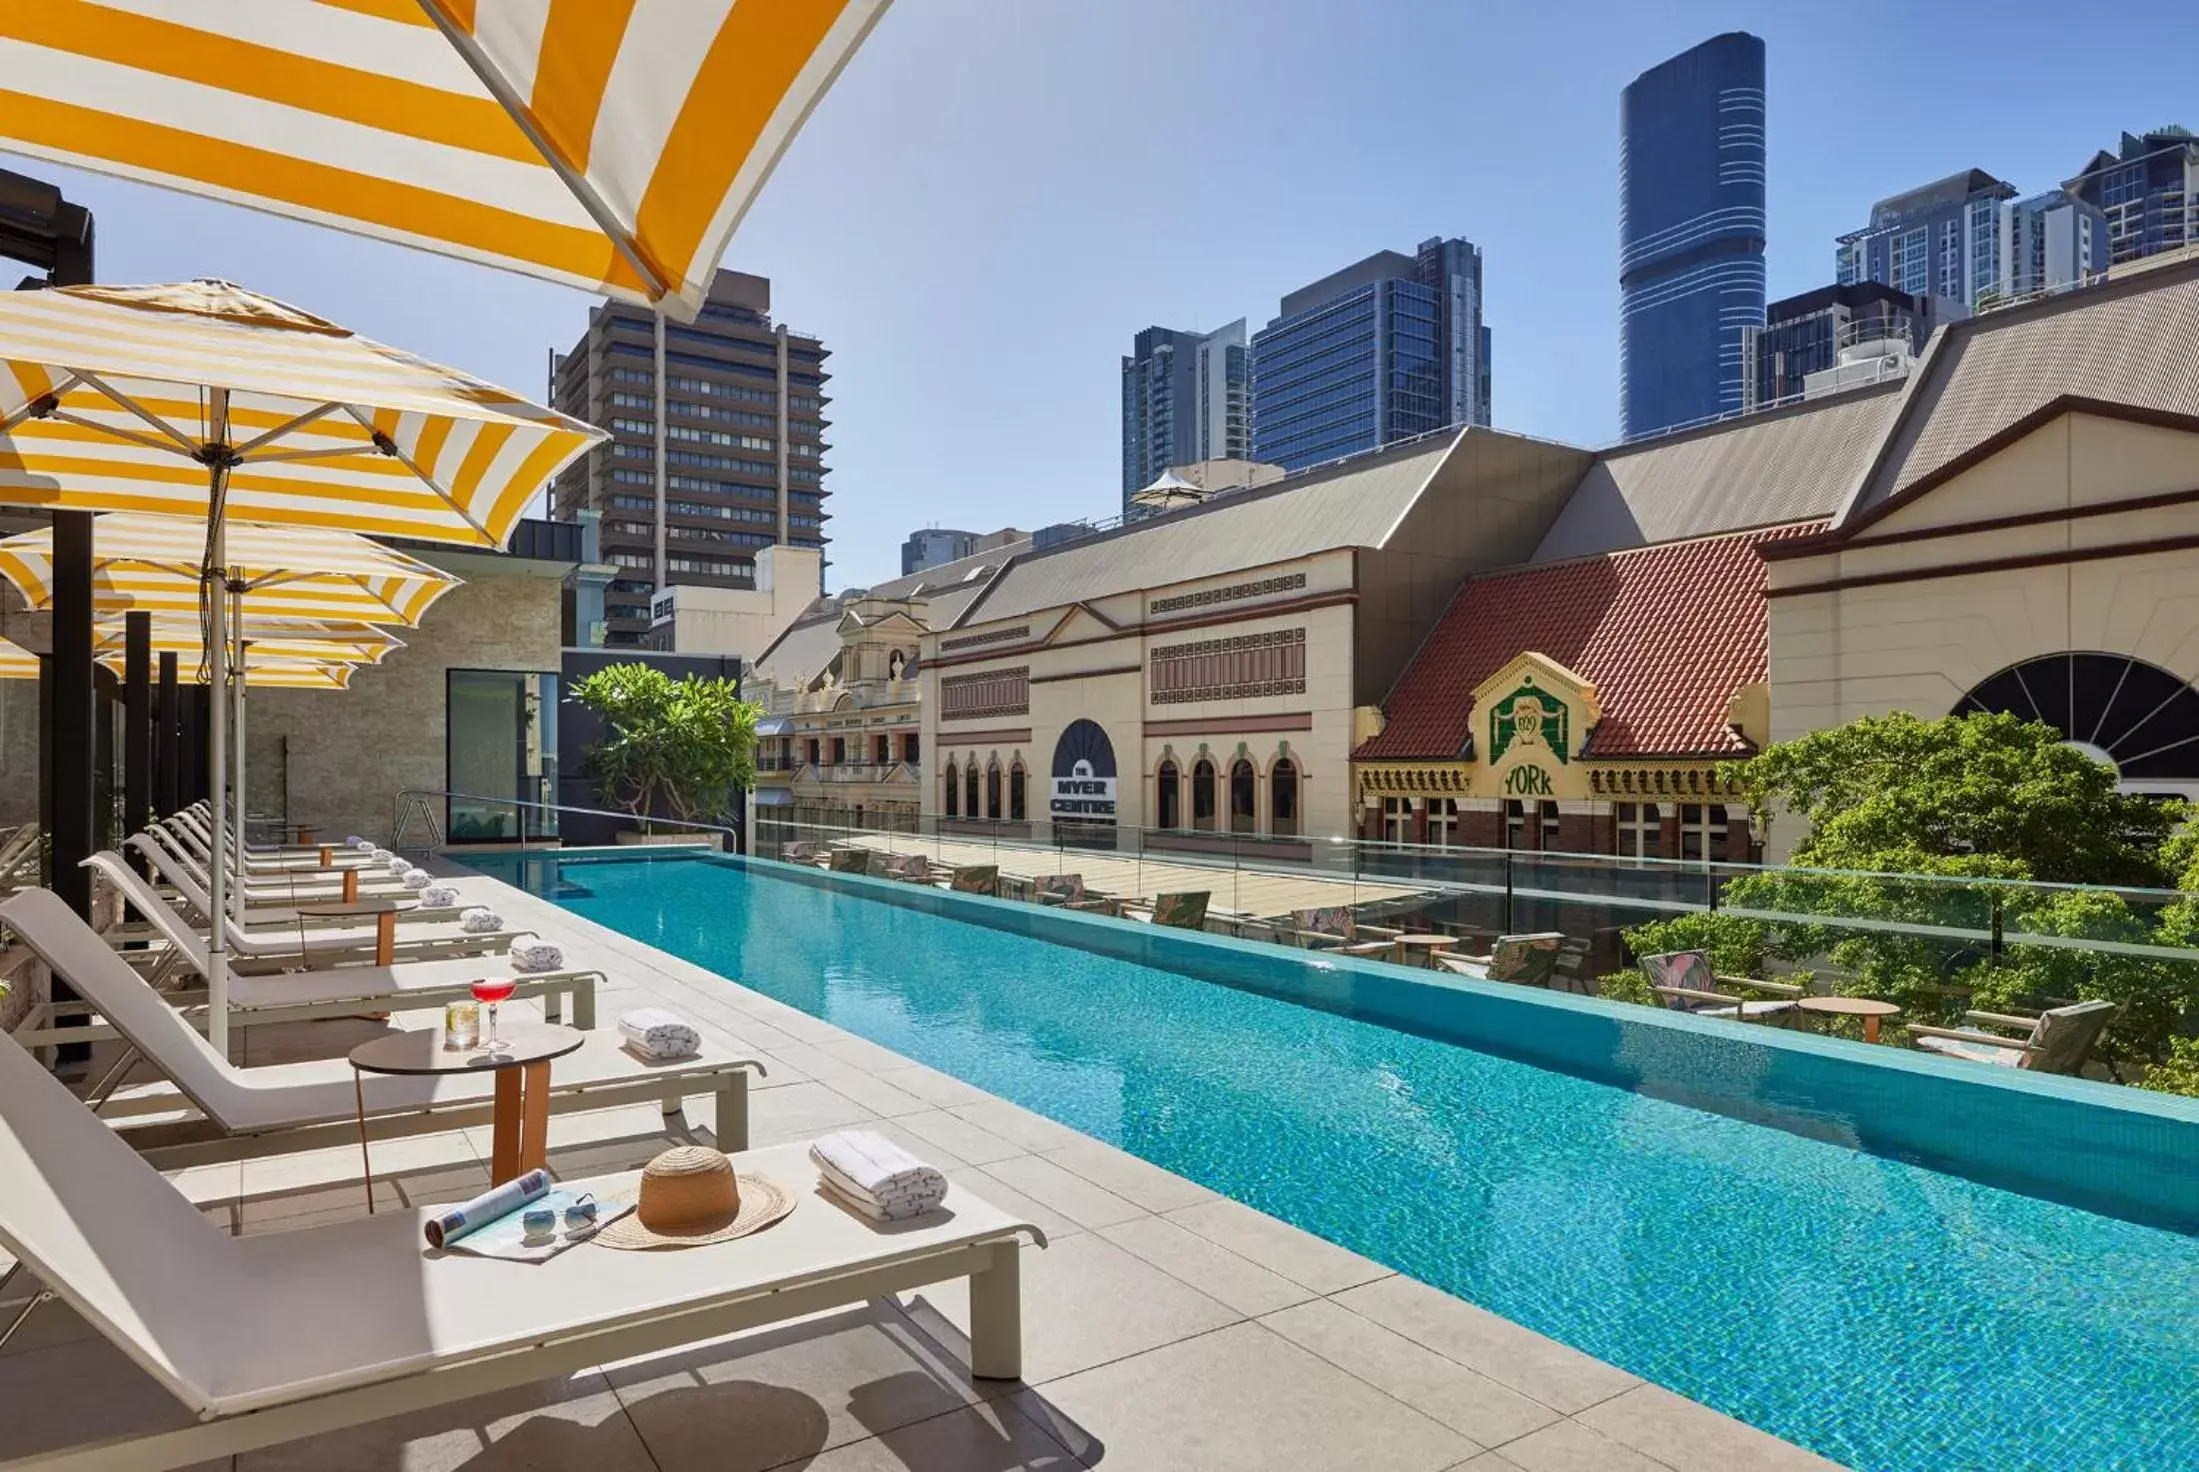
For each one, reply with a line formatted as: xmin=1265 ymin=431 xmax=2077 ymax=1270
xmin=521 ymin=1193 xmax=600 ymax=1236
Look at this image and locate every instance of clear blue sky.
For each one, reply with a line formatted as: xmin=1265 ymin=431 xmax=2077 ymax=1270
xmin=13 ymin=1 xmax=2192 ymax=588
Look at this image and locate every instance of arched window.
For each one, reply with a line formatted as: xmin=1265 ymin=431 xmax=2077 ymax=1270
xmin=944 ymin=761 xmax=959 ymax=818
xmin=1957 ymin=652 xmax=2199 ymax=786
xmin=1157 ymin=760 xmax=1181 ymax=829
xmin=985 ymin=762 xmax=1003 ymax=821
xmin=1009 ymin=761 xmax=1027 ymax=821
xmin=1192 ymin=759 xmax=1217 ymax=831
xmin=1229 ymin=759 xmax=1257 ymax=833
xmin=1270 ymin=758 xmax=1299 ymax=836
xmin=964 ymin=761 xmax=980 ymax=819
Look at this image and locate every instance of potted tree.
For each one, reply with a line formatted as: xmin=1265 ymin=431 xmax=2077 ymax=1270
xmin=570 ymin=664 xmax=759 ymax=846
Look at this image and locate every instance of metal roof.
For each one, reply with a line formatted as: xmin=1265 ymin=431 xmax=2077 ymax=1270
xmin=1533 ymin=385 xmax=1904 ymax=561
xmin=748 ymin=538 xmax=1026 ymax=686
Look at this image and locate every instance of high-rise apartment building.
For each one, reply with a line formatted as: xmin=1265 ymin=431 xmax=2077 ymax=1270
xmin=550 ymin=270 xmax=831 ymax=646
xmin=2064 ymin=126 xmax=2197 ymax=265
xmin=1248 ymin=237 xmax=1490 ymax=472
xmin=1835 ymin=169 xmax=2016 ymax=312
xmin=1120 ymin=321 xmax=1248 ymax=506
xmin=1741 ymin=282 xmax=1942 ymax=410
xmin=1618 ymin=32 xmax=1766 ymax=441
xmin=901 ymin=525 xmax=1026 ymax=576
xmin=1995 ymin=191 xmax=2110 ymax=302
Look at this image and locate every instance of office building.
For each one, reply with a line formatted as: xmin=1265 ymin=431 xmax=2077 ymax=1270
xmin=1249 ymin=237 xmax=1491 ymax=472
xmin=1121 ymin=321 xmax=1249 ymax=507
xmin=550 ymin=269 xmax=831 ymax=646
xmin=1835 ymin=169 xmax=2016 ymax=312
xmin=1741 ymin=282 xmax=1944 ymax=410
xmin=1618 ymin=33 xmax=1766 ymax=441
xmin=2064 ymin=126 xmax=2197 ymax=265
xmin=1995 ymin=191 xmax=2109 ymax=303
xmin=901 ymin=525 xmax=1027 ymax=576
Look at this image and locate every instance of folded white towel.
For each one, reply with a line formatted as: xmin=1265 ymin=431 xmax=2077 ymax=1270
xmin=617 ymin=1007 xmax=701 ymax=1059
xmin=383 ymin=854 xmax=412 ymax=874
xmin=369 ymin=847 xmax=392 ymax=864
xmin=508 ymin=934 xmax=566 ymax=973
xmin=458 ymin=906 xmax=504 ymax=934
xmin=809 ymin=1129 xmax=948 ymax=1220
xmin=400 ymin=869 xmax=431 ymax=891
xmin=420 ymin=882 xmax=461 ymax=909
xmin=345 ymin=834 xmax=366 ymax=849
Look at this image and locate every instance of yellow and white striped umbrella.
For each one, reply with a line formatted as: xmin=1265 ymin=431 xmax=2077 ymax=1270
xmin=0 ymin=0 xmax=891 ymax=319
xmin=0 ymin=634 xmax=36 ymax=680
xmin=0 ymin=280 xmax=597 ymax=547
xmin=97 ymin=651 xmax=358 ymax=691
xmin=0 ymin=512 xmax=458 ymax=625
xmin=94 ymin=613 xmax=403 ymax=667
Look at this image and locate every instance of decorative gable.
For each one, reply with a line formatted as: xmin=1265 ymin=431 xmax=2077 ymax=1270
xmin=1468 ymin=653 xmax=1599 ymax=797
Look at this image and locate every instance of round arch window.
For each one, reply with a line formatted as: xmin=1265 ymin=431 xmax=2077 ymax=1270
xmin=1955 ymin=652 xmax=2199 ymax=787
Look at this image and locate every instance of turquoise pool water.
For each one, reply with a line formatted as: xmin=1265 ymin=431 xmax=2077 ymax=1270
xmin=469 ymin=851 xmax=2199 ymax=1471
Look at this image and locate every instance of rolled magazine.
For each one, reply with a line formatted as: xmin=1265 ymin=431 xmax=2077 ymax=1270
xmin=425 ymin=1168 xmax=551 ymax=1248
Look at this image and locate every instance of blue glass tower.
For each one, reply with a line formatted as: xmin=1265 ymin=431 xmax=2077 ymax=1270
xmin=1250 ymin=236 xmax=1490 ymax=472
xmin=1619 ymin=33 xmax=1765 ymax=441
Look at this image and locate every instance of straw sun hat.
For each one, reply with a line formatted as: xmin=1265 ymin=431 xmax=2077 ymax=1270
xmin=595 ymin=1146 xmax=795 ymax=1250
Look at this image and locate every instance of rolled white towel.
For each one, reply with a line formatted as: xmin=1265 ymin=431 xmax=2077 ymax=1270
xmin=419 ymin=882 xmax=461 ymax=909
xmin=617 ymin=1007 xmax=701 ymax=1059
xmin=369 ymin=847 xmax=392 ymax=864
xmin=344 ymin=834 xmax=366 ymax=849
xmin=508 ymin=934 xmax=567 ymax=973
xmin=400 ymin=869 xmax=432 ymax=891
xmin=382 ymin=854 xmax=411 ymax=874
xmin=458 ymin=906 xmax=504 ymax=934
xmin=809 ymin=1129 xmax=948 ymax=1221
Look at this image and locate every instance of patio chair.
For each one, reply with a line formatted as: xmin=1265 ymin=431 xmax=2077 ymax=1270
xmin=949 ymin=864 xmax=1000 ymax=897
xmin=0 ymin=1027 xmax=1042 ymax=1469
xmin=1436 ymin=932 xmax=1567 ymax=987
xmin=1029 ymin=873 xmax=1086 ymax=906
xmin=1121 ymin=891 xmax=1211 ymax=931
xmin=881 ymin=853 xmax=936 ymax=884
xmin=54 ymin=853 xmax=602 ymax=1033
xmin=1283 ymin=905 xmax=1403 ymax=956
xmin=828 ymin=847 xmax=874 ymax=874
xmin=1909 ymin=999 xmax=2117 ymax=1074
xmin=779 ymin=840 xmax=821 ymax=864
xmin=1638 ymin=950 xmax=1803 ymax=1024
xmin=0 ymin=888 xmax=761 ymax=1170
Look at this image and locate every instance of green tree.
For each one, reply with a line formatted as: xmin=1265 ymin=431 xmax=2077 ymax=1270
xmin=571 ymin=664 xmax=759 ymax=825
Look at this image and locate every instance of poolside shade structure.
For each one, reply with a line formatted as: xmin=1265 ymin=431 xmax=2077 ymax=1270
xmin=0 ymin=279 xmax=597 ymax=1050
xmin=0 ymin=0 xmax=891 ymax=320
xmin=0 ymin=634 xmax=37 ymax=680
xmin=93 ymin=614 xmax=403 ymax=669
xmin=0 ymin=514 xmax=459 ymax=627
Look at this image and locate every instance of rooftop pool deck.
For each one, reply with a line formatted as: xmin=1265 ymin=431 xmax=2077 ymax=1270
xmin=462 ymin=847 xmax=2199 ymax=1472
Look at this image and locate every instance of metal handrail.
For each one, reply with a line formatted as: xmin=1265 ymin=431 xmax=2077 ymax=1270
xmin=389 ymin=788 xmax=740 ymax=855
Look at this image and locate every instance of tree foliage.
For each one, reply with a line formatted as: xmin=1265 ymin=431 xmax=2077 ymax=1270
xmin=571 ymin=664 xmax=759 ymax=825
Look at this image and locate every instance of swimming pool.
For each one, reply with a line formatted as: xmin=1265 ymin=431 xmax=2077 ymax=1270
xmin=467 ymin=849 xmax=2199 ymax=1472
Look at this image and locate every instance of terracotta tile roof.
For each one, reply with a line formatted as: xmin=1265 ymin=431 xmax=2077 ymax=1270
xmin=1355 ymin=523 xmax=1823 ymax=762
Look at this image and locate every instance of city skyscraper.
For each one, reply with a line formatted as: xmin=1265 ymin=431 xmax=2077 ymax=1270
xmin=550 ymin=269 xmax=831 ymax=646
xmin=1120 ymin=320 xmax=1248 ymax=507
xmin=1835 ymin=169 xmax=2015 ymax=312
xmin=2064 ymin=126 xmax=2197 ymax=265
xmin=1618 ymin=32 xmax=1766 ymax=441
xmin=1248 ymin=236 xmax=1491 ymax=472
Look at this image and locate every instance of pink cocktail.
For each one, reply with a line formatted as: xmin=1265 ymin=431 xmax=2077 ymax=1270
xmin=471 ymin=977 xmax=518 ymax=1048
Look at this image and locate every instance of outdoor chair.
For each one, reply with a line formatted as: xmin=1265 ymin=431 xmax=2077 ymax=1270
xmin=0 ymin=888 xmax=760 ymax=1169
xmin=949 ymin=864 xmax=1000 ymax=897
xmin=153 ymin=820 xmax=411 ymax=900
xmin=1437 ymin=932 xmax=1567 ymax=986
xmin=1121 ymin=891 xmax=1211 ymax=931
xmin=1638 ymin=950 xmax=1803 ymax=1024
xmin=828 ymin=847 xmax=874 ymax=874
xmin=779 ymin=840 xmax=821 ymax=864
xmin=879 ymin=853 xmax=935 ymax=884
xmin=167 ymin=810 xmax=375 ymax=875
xmin=1030 ymin=873 xmax=1086 ymax=906
xmin=0 ymin=1025 xmax=1042 ymax=1469
xmin=1909 ymin=999 xmax=2118 ymax=1074
xmin=1282 ymin=905 xmax=1402 ymax=956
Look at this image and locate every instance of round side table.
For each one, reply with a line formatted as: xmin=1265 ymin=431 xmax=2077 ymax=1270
xmin=349 ymin=1023 xmax=585 ymax=1207
xmin=1797 ymin=995 xmax=1903 ymax=1044
xmin=1392 ymin=934 xmax=1461 ymax=969
xmin=295 ymin=895 xmax=417 ymax=966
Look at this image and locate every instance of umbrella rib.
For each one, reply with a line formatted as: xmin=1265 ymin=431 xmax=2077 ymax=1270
xmin=74 ymin=371 xmax=205 ymax=455
xmin=336 ymin=404 xmax=498 ymax=545
xmin=0 ymin=371 xmax=82 ymax=431
xmin=46 ymin=409 xmax=197 ymax=458
xmin=231 ymin=401 xmax=343 ymax=456
xmin=349 ymin=573 xmax=412 ymax=622
xmin=237 ymin=443 xmax=385 ymax=466
xmin=416 ymin=1 xmax=673 ymax=303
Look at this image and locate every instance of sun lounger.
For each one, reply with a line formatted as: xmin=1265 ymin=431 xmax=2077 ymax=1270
xmin=0 ymin=1029 xmax=1040 ymax=1470
xmin=1909 ymin=999 xmax=2117 ymax=1073
xmin=134 ymin=831 xmax=424 ymax=923
xmin=166 ymin=810 xmax=373 ymax=872
xmin=1636 ymin=950 xmax=1803 ymax=1023
xmin=1438 ymin=932 xmax=1568 ymax=987
xmin=0 ymin=889 xmax=757 ymax=1168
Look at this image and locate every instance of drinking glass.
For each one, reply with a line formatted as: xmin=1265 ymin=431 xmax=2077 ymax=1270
xmin=470 ymin=977 xmax=518 ymax=1049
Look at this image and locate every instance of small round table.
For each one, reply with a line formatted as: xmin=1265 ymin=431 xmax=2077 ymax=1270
xmin=1392 ymin=934 xmax=1461 ymax=969
xmin=294 ymin=895 xmax=417 ymax=967
xmin=1798 ymin=995 xmax=1903 ymax=1044
xmin=349 ymin=1023 xmax=584 ymax=1206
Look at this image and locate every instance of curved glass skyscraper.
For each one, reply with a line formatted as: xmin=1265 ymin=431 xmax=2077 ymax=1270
xmin=1619 ymin=32 xmax=1765 ymax=441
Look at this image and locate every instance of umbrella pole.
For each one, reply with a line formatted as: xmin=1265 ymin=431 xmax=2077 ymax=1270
xmin=230 ymin=584 xmax=246 ymax=922
xmin=203 ymin=395 xmax=232 ymax=1055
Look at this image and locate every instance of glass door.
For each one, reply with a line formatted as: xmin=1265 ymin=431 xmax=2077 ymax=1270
xmin=447 ymin=670 xmax=558 ymax=842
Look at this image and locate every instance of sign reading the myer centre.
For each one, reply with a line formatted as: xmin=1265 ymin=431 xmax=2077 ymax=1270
xmin=1050 ymin=719 xmax=1118 ymax=823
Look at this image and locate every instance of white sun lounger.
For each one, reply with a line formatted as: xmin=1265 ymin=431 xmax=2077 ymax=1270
xmin=4 ymin=855 xmax=598 ymax=1042
xmin=122 ymin=836 xmax=514 ymax=965
xmin=0 ymin=1028 xmax=1041 ymax=1470
xmin=0 ymin=890 xmax=757 ymax=1168
xmin=157 ymin=816 xmax=402 ymax=893
xmin=132 ymin=830 xmax=429 ymax=925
